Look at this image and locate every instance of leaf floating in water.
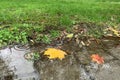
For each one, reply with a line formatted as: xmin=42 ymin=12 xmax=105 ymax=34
xmin=44 ymin=48 xmax=67 ymax=60
xmin=91 ymin=54 xmax=104 ymax=64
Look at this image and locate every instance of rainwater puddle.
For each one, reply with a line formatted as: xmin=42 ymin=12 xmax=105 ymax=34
xmin=0 ymin=45 xmax=40 ymax=80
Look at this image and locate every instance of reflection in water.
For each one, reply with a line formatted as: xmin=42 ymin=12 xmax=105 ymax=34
xmin=0 ymin=46 xmax=40 ymax=80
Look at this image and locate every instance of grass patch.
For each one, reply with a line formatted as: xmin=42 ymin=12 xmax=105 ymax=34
xmin=0 ymin=0 xmax=120 ymax=47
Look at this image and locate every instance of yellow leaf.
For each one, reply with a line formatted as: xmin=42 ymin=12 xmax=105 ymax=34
xmin=66 ymin=33 xmax=74 ymax=38
xmin=44 ymin=48 xmax=67 ymax=60
xmin=108 ymin=27 xmax=120 ymax=37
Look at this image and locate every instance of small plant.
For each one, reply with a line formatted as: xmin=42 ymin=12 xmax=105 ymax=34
xmin=33 ymin=52 xmax=40 ymax=60
xmin=42 ymin=35 xmax=51 ymax=44
xmin=50 ymin=30 xmax=60 ymax=39
xmin=0 ymin=23 xmax=46 ymax=47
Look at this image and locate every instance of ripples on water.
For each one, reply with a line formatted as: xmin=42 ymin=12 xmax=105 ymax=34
xmin=0 ymin=45 xmax=40 ymax=80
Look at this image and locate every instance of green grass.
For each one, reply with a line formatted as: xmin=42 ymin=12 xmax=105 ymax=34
xmin=0 ymin=0 xmax=120 ymax=47
xmin=0 ymin=0 xmax=120 ymax=23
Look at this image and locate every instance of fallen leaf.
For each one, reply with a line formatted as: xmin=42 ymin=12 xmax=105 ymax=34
xmin=91 ymin=54 xmax=104 ymax=64
xmin=106 ymin=34 xmax=113 ymax=36
xmin=66 ymin=33 xmax=74 ymax=38
xmin=44 ymin=48 xmax=67 ymax=60
xmin=81 ymin=41 xmax=85 ymax=46
xmin=108 ymin=27 xmax=120 ymax=37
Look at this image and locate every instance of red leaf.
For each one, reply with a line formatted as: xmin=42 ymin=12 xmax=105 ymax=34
xmin=91 ymin=54 xmax=104 ymax=64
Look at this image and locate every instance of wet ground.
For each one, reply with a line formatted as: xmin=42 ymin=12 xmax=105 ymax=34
xmin=0 ymin=45 xmax=40 ymax=80
xmin=34 ymin=37 xmax=120 ymax=80
xmin=0 ymin=37 xmax=120 ymax=80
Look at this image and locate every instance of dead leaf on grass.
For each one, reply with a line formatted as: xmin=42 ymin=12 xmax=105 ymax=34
xmin=105 ymin=27 xmax=120 ymax=37
xmin=66 ymin=33 xmax=74 ymax=38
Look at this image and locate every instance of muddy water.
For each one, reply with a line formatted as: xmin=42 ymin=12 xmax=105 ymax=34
xmin=0 ymin=45 xmax=40 ymax=80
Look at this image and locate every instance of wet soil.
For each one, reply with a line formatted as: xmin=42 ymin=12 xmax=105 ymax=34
xmin=0 ymin=22 xmax=120 ymax=80
xmin=0 ymin=37 xmax=120 ymax=80
xmin=33 ymin=37 xmax=120 ymax=80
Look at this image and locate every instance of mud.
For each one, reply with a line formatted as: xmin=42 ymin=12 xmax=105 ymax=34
xmin=0 ymin=37 xmax=120 ymax=80
xmin=34 ymin=38 xmax=120 ymax=80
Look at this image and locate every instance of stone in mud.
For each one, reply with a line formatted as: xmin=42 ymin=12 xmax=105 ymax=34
xmin=34 ymin=55 xmax=80 ymax=80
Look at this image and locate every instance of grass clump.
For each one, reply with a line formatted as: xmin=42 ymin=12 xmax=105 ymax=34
xmin=0 ymin=0 xmax=120 ymax=47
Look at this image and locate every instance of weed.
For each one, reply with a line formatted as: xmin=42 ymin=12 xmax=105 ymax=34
xmin=50 ymin=30 xmax=60 ymax=39
xmin=42 ymin=35 xmax=51 ymax=44
xmin=33 ymin=52 xmax=40 ymax=60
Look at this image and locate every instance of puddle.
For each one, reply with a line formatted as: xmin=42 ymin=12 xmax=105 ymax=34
xmin=0 ymin=45 xmax=40 ymax=80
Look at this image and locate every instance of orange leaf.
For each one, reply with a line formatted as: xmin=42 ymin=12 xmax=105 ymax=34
xmin=44 ymin=48 xmax=67 ymax=60
xmin=91 ymin=54 xmax=104 ymax=64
